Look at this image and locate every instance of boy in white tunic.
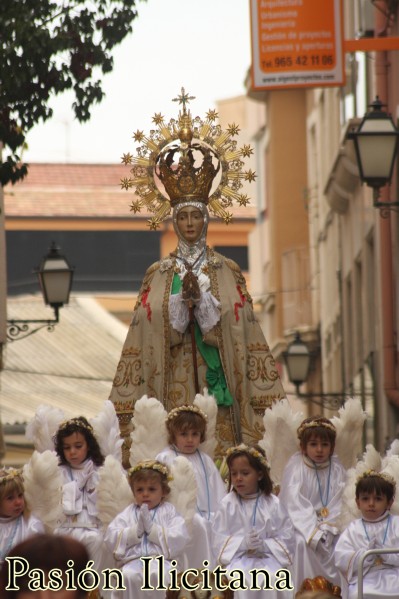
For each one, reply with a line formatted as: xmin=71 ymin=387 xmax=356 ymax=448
xmin=335 ymin=470 xmax=399 ymax=599
xmin=105 ymin=460 xmax=188 ymax=599
xmin=279 ymin=416 xmax=346 ymax=589
xmin=156 ymin=404 xmax=226 ymax=569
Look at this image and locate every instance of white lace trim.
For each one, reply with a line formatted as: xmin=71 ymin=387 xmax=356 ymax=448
xmin=169 ymin=293 xmax=190 ymax=333
xmin=194 ymin=291 xmax=221 ymax=334
xmin=169 ymin=291 xmax=221 ymax=335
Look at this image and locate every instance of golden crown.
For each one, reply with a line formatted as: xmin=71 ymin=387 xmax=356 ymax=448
xmin=128 ymin=460 xmax=173 ymax=482
xmin=121 ymin=87 xmax=256 ymax=229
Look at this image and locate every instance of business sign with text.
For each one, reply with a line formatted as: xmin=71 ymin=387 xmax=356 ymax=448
xmin=250 ymin=0 xmax=345 ymax=90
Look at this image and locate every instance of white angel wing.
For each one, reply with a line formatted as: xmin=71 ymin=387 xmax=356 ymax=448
xmin=360 ymin=443 xmax=383 ymax=473
xmin=130 ymin=395 xmax=168 ymax=466
xmin=168 ymin=455 xmax=197 ymax=529
xmin=194 ymin=388 xmax=218 ymax=459
xmin=338 ymin=466 xmax=360 ymax=531
xmin=96 ymin=455 xmax=133 ymax=526
xmin=386 ymin=439 xmax=399 ymax=457
xmin=91 ymin=400 xmax=123 ymax=462
xmin=259 ymin=399 xmax=303 ymax=488
xmin=23 ymin=450 xmax=64 ymax=531
xmin=381 ymin=455 xmax=399 ymax=516
xmin=25 ymin=405 xmax=65 ymax=452
xmin=331 ymin=397 xmax=367 ymax=470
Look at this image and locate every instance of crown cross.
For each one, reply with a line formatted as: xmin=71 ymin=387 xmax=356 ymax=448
xmin=172 ymin=87 xmax=195 ymax=113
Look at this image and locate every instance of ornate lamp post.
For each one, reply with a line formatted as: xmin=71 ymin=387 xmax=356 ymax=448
xmin=283 ymin=332 xmax=345 ymax=409
xmin=7 ymin=242 xmax=74 ymax=341
xmin=349 ymin=96 xmax=399 ymax=214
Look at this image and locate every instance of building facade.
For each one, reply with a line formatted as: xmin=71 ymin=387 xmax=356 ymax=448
xmin=248 ymin=0 xmax=399 ymax=447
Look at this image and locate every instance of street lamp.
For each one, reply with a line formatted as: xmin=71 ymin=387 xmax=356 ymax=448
xmin=348 ymin=96 xmax=399 ymax=213
xmin=283 ymin=332 xmax=345 ymax=409
xmin=7 ymin=242 xmax=74 ymax=341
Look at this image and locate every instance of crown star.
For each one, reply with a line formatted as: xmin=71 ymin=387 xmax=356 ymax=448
xmin=241 ymin=145 xmax=254 ymax=158
xmin=206 ymin=109 xmax=218 ymax=122
xmin=121 ymin=178 xmax=132 ymax=190
xmin=152 ymin=113 xmax=164 ymax=125
xmin=130 ymin=200 xmax=141 ymax=213
xmin=133 ymin=130 xmax=145 ymax=143
xmin=148 ymin=217 xmax=161 ymax=230
xmin=245 ymin=169 xmax=257 ymax=183
xmin=227 ymin=123 xmax=240 ymax=136
xmin=121 ymin=153 xmax=133 ymax=165
xmin=238 ymin=194 xmax=251 ymax=206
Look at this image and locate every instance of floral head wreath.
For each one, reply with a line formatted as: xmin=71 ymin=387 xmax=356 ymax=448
xmin=0 ymin=467 xmax=23 ymax=486
xmin=297 ymin=417 xmax=336 ymax=439
xmin=127 ymin=460 xmax=173 ymax=482
xmin=225 ymin=444 xmax=270 ymax=470
xmin=356 ymin=469 xmax=397 ymax=492
xmin=166 ymin=404 xmax=208 ymax=423
xmin=58 ymin=418 xmax=94 ymax=433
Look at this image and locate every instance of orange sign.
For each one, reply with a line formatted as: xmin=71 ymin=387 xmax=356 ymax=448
xmin=250 ymin=0 xmax=345 ymax=89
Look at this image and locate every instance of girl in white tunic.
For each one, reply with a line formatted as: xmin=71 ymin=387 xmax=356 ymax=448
xmin=279 ymin=416 xmax=346 ymax=589
xmin=156 ymin=404 xmax=226 ymax=569
xmin=53 ymin=416 xmax=110 ymax=573
xmin=105 ymin=460 xmax=188 ymax=599
xmin=0 ymin=468 xmax=44 ymax=569
xmin=335 ymin=471 xmax=399 ymax=599
xmin=213 ymin=444 xmax=295 ymax=599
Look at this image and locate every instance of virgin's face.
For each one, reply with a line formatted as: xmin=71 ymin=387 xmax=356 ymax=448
xmin=176 ymin=206 xmax=205 ymax=243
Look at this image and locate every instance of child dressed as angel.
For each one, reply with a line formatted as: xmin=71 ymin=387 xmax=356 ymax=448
xmin=278 ymin=416 xmax=346 ymax=588
xmin=212 ymin=444 xmax=295 ymax=599
xmin=335 ymin=470 xmax=399 ymax=599
xmin=23 ymin=401 xmax=126 ymax=585
xmin=155 ymin=403 xmax=226 ymax=569
xmin=52 ymin=416 xmax=111 ymax=572
xmin=0 ymin=468 xmax=44 ymax=568
xmin=104 ymin=461 xmax=188 ymax=599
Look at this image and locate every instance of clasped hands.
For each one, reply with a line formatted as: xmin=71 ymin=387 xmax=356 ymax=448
xmin=136 ymin=504 xmax=153 ymax=538
xmin=244 ymin=528 xmax=264 ymax=554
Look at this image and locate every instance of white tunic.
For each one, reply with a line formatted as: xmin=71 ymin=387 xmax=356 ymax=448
xmin=0 ymin=513 xmax=44 ymax=567
xmin=55 ymin=459 xmax=111 ymax=572
xmin=105 ymin=501 xmax=188 ymax=599
xmin=279 ymin=452 xmax=346 ymax=588
xmin=335 ymin=513 xmax=399 ymax=599
xmin=156 ymin=446 xmax=227 ymax=569
xmin=212 ymin=491 xmax=295 ymax=599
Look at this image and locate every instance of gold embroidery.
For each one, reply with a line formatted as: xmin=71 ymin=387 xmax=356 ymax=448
xmin=272 ymin=537 xmax=293 ymax=566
